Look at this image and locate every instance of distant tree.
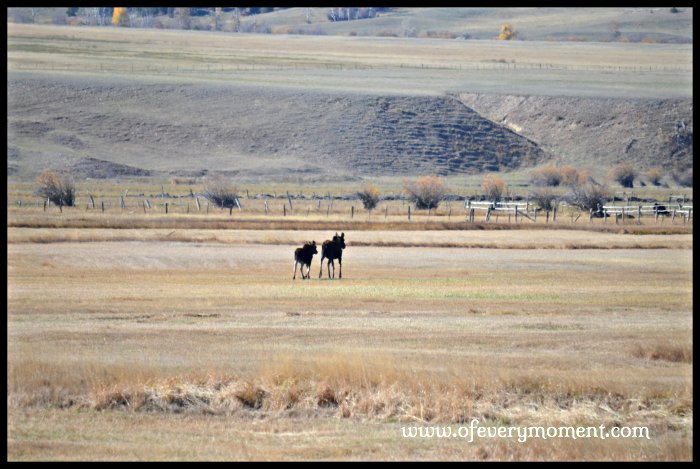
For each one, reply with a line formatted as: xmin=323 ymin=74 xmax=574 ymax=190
xmin=112 ymin=7 xmax=129 ymax=26
xmin=609 ymin=162 xmax=637 ymax=188
xmin=482 ymin=174 xmax=507 ymax=201
xmin=66 ymin=7 xmax=79 ymax=17
xmin=36 ymin=170 xmax=76 ymax=207
xmin=499 ymin=23 xmax=517 ymax=40
xmin=357 ymin=182 xmax=381 ymax=211
xmin=175 ymin=7 xmax=191 ymax=29
xmin=404 ymin=175 xmax=447 ymax=210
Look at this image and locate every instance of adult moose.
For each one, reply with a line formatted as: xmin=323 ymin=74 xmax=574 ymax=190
xmin=293 ymin=241 xmax=317 ymax=280
xmin=319 ymin=232 xmax=346 ymax=279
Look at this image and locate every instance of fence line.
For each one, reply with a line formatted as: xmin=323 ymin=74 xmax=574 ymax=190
xmin=10 ymin=61 xmax=691 ymax=75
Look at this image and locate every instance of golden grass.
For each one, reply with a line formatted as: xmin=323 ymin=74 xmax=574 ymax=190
xmin=7 ymin=226 xmax=693 ymax=459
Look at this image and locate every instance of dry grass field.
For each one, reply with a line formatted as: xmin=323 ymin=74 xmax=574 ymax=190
xmin=7 ymin=219 xmax=693 ymax=460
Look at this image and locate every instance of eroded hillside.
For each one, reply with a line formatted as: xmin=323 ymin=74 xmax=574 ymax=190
xmin=7 ymin=75 xmax=546 ymax=180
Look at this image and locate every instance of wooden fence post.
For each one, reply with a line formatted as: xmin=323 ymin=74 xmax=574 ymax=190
xmin=545 ymin=210 xmax=549 ymax=224
xmin=637 ymin=205 xmax=641 ymax=225
xmin=351 ymin=206 xmax=354 ymax=218
xmin=589 ymin=208 xmax=593 ymax=222
xmin=552 ymin=207 xmax=557 ymax=223
xmin=408 ymin=206 xmax=411 ymax=221
xmin=195 ymin=196 xmax=200 ymax=211
xmin=101 ymin=201 xmax=105 ymax=213
xmin=143 ymin=200 xmax=147 ymax=213
xmin=284 ymin=204 xmax=286 ymax=217
xmin=264 ymin=200 xmax=269 ymax=214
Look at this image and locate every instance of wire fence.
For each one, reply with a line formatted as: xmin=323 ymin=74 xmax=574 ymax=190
xmin=10 ymin=61 xmax=692 ymax=75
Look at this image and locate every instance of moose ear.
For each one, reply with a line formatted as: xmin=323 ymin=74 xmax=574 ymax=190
xmin=312 ymin=240 xmax=316 ymax=245
xmin=335 ymin=232 xmax=338 ymax=236
xmin=341 ymin=232 xmax=345 ymax=238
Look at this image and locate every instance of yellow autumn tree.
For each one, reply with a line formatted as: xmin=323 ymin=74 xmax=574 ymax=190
xmin=499 ymin=23 xmax=517 ymax=40
xmin=112 ymin=7 xmax=128 ymax=26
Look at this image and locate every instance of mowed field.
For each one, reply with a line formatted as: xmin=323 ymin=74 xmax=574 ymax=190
xmin=7 ymin=227 xmax=693 ymax=460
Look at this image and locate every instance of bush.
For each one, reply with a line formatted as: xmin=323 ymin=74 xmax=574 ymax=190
xmin=530 ymin=164 xmax=562 ymax=187
xmin=646 ymin=168 xmax=663 ymax=186
xmin=482 ymin=174 xmax=507 ymax=202
xmin=609 ymin=162 xmax=637 ymax=188
xmin=528 ymin=187 xmax=559 ymax=211
xmin=36 ymin=170 xmax=76 ymax=206
xmin=357 ymin=183 xmax=381 ymax=211
xmin=560 ymin=165 xmax=588 ymax=187
xmin=672 ymin=168 xmax=693 ymax=187
xmin=403 ymin=175 xmax=447 ymax=210
xmin=499 ymin=23 xmax=517 ymax=40
xmin=565 ymin=183 xmax=610 ymax=212
xmin=202 ymin=176 xmax=239 ymax=209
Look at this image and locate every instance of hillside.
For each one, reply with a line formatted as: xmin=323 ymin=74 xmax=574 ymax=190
xmin=458 ymin=93 xmax=693 ymax=174
xmin=7 ymin=75 xmax=546 ymax=180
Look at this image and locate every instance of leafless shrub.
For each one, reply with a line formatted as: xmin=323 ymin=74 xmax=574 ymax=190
xmin=482 ymin=174 xmax=507 ymax=202
xmin=35 ymin=170 xmax=76 ymax=206
xmin=646 ymin=168 xmax=663 ymax=186
xmin=672 ymin=168 xmax=693 ymax=187
xmin=202 ymin=176 xmax=239 ymax=209
xmin=530 ymin=164 xmax=562 ymax=187
xmin=560 ymin=165 xmax=588 ymax=187
xmin=357 ymin=183 xmax=381 ymax=211
xmin=565 ymin=183 xmax=610 ymax=212
xmin=403 ymin=175 xmax=448 ymax=210
xmin=528 ymin=187 xmax=559 ymax=211
xmin=171 ymin=177 xmax=198 ymax=186
xmin=609 ymin=162 xmax=638 ymax=188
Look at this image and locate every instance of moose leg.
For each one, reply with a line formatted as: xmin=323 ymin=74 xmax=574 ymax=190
xmin=293 ymin=260 xmax=298 ymax=280
xmin=319 ymin=256 xmax=325 ymax=278
xmin=306 ymin=261 xmax=312 ymax=279
xmin=338 ymin=257 xmax=342 ymax=279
